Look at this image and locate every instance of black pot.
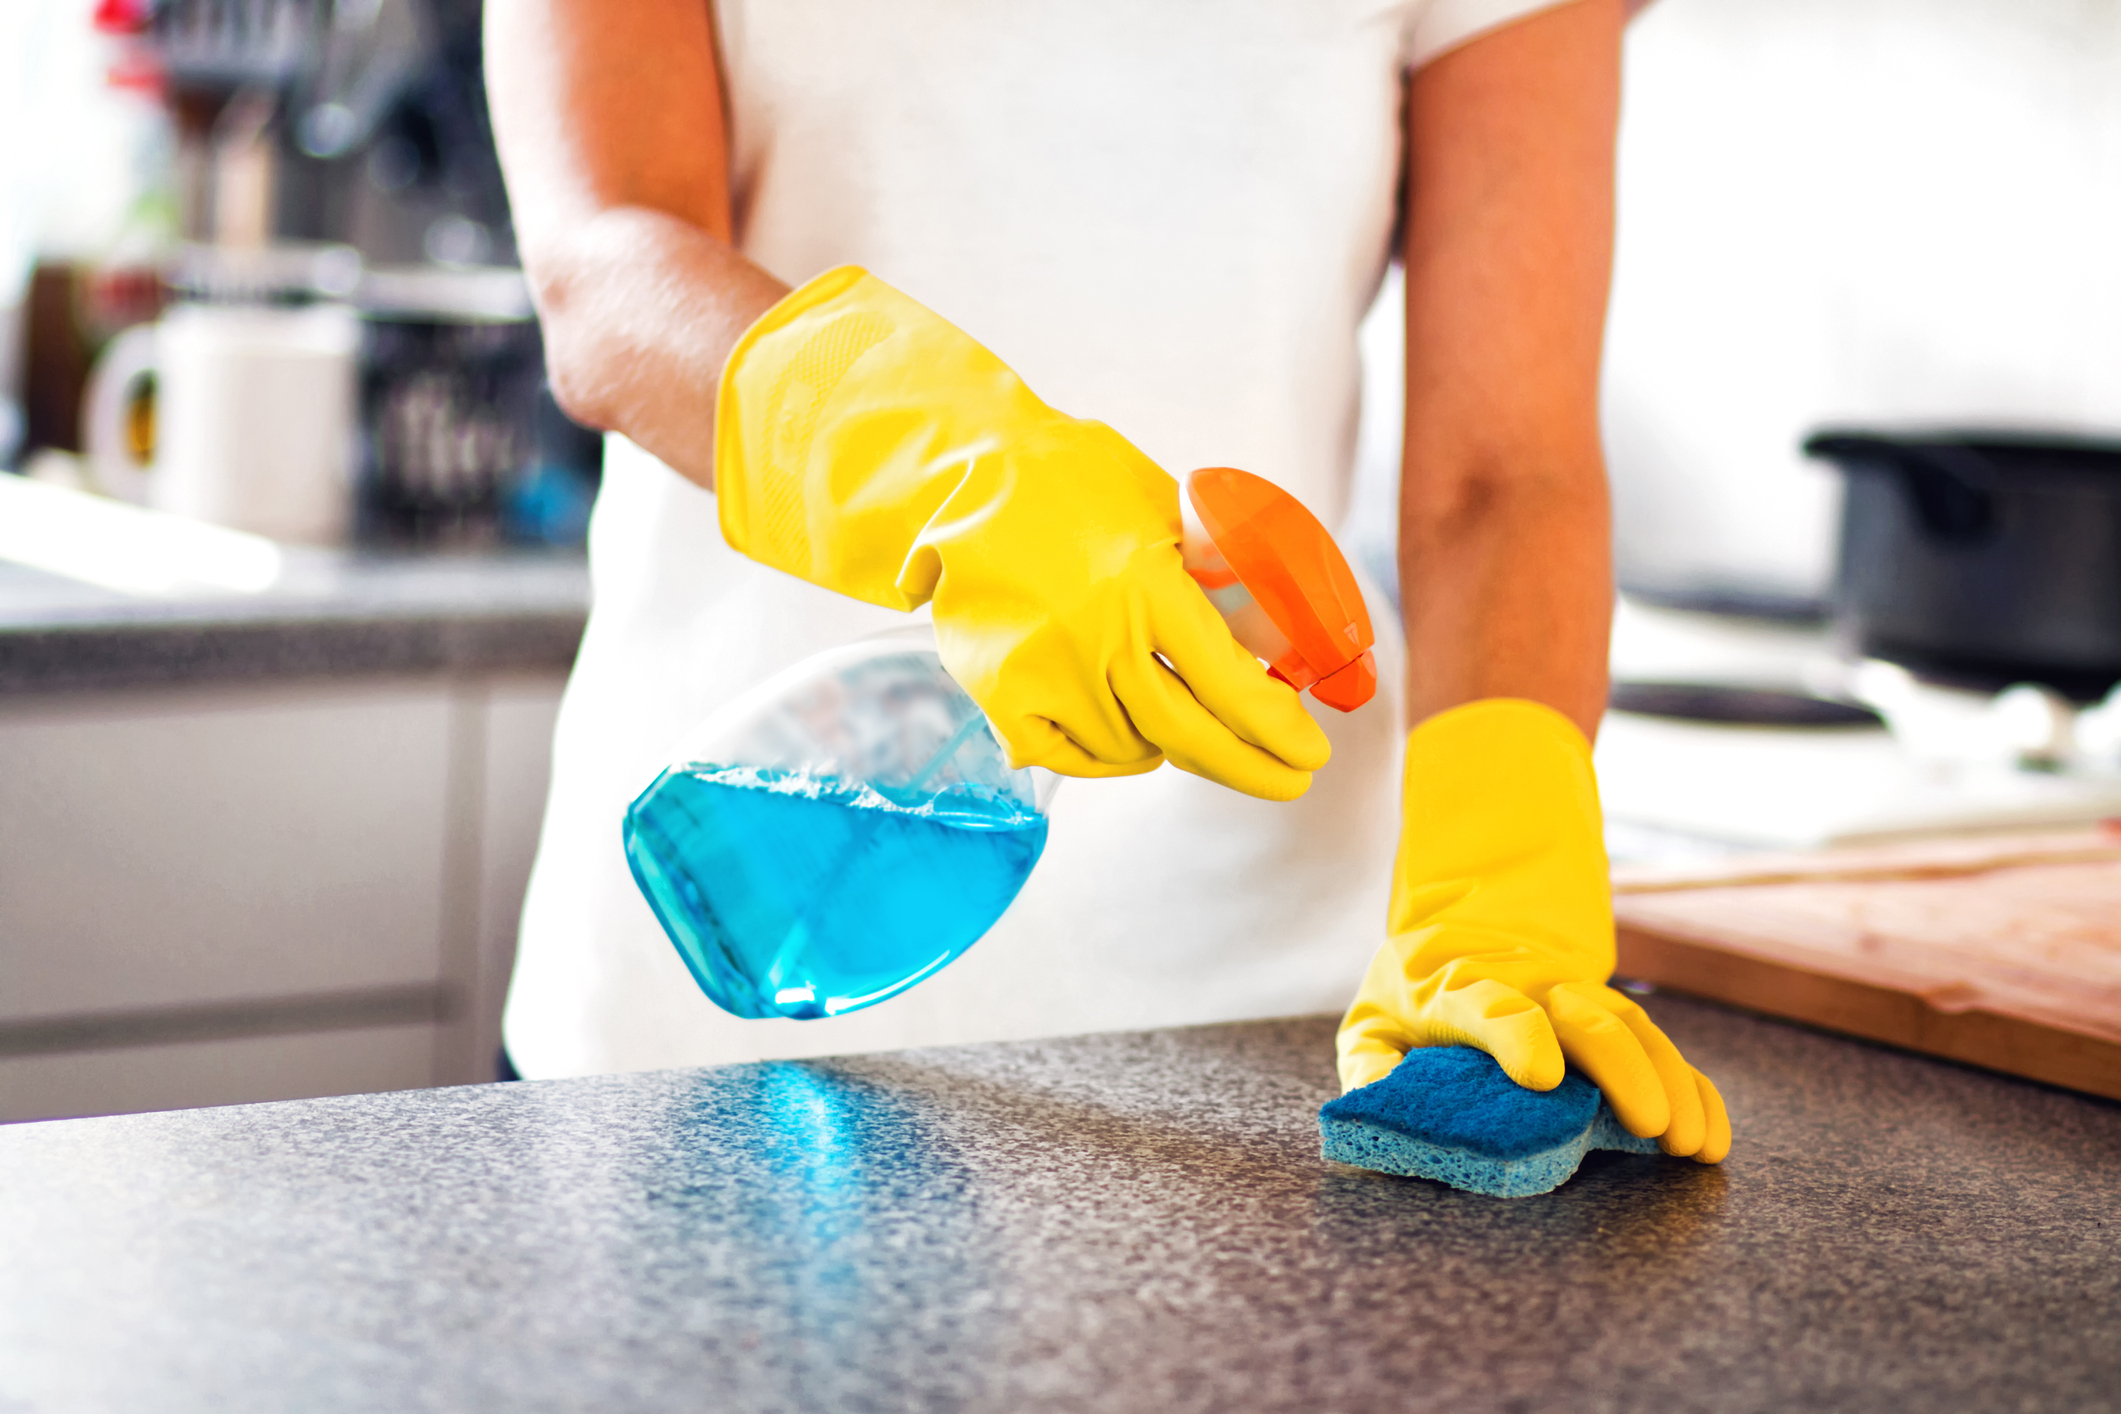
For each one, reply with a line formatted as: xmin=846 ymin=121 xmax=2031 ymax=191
xmin=1803 ymin=430 xmax=2121 ymax=698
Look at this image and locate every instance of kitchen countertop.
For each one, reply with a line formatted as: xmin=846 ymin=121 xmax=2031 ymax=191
xmin=3 ymin=994 xmax=2117 ymax=1412
xmin=0 ymin=550 xmax=589 ymax=694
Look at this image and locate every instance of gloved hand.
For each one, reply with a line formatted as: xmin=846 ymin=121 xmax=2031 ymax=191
xmin=1337 ymin=699 xmax=1730 ymax=1161
xmin=714 ymin=266 xmax=1330 ymax=800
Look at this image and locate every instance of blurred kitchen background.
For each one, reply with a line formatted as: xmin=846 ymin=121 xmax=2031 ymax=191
xmin=4 ymin=0 xmax=2121 ymax=1122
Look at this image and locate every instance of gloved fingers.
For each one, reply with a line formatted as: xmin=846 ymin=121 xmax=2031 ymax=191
xmin=1337 ymin=976 xmax=1428 ymax=1093
xmin=1422 ymin=975 xmax=1567 ymax=1092
xmin=1336 ymin=1032 xmax=1405 ymax=1094
xmin=1603 ymin=997 xmax=1709 ymax=1157
xmin=982 ymin=691 xmax=1162 ymax=778
xmin=1147 ymin=576 xmax=1332 ymax=774
xmin=1107 ymin=646 xmax=1315 ymax=801
xmin=1016 ymin=735 xmax=1164 ymax=780
xmin=1566 ymin=983 xmax=1710 ymax=1156
xmin=1691 ymin=1067 xmax=1732 ymax=1165
xmin=1547 ymin=983 xmax=1671 ymax=1139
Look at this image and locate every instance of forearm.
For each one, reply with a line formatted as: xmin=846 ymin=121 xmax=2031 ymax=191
xmin=1398 ymin=444 xmax=1612 ymax=739
xmin=527 ymin=211 xmax=786 ymax=491
xmin=485 ymin=0 xmax=783 ymax=492
xmin=1397 ymin=0 xmax=1623 ymax=741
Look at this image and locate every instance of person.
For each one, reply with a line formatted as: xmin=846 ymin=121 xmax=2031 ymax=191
xmin=486 ymin=0 xmax=1729 ymax=1163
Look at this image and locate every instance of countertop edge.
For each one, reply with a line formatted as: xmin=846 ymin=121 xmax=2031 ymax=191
xmin=0 ymin=609 xmax=587 ymax=695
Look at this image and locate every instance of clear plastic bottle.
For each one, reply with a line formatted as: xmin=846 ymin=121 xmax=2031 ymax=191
xmin=624 ymin=468 xmax=1378 ymax=1022
xmin=624 ymin=627 xmax=1052 ymax=1020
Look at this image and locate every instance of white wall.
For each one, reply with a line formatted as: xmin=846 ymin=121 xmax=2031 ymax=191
xmin=1604 ymin=0 xmax=2121 ymax=603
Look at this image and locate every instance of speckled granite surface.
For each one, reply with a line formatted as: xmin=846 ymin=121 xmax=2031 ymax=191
xmin=2 ymin=996 xmax=2117 ymax=1413
xmin=0 ymin=551 xmax=588 ymax=693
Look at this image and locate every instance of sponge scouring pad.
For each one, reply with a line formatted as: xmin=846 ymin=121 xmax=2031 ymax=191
xmin=1319 ymin=1045 xmax=1661 ymax=1197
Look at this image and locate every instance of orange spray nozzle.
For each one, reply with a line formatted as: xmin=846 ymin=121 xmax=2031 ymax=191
xmin=1180 ymin=467 xmax=1377 ymax=713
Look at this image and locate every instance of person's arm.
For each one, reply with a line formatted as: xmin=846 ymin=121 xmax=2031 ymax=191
xmin=1343 ymin=0 xmax=1729 ymax=1161
xmin=484 ymin=0 xmax=1329 ymax=798
xmin=1398 ymin=0 xmax=1623 ymax=738
xmin=484 ymin=0 xmax=787 ymax=490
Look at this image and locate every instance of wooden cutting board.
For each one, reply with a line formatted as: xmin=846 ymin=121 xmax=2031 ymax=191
xmin=1610 ymin=826 xmax=2121 ymax=1100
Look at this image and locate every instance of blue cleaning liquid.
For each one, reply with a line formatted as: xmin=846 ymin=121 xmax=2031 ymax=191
xmin=623 ymin=765 xmax=1049 ymax=1021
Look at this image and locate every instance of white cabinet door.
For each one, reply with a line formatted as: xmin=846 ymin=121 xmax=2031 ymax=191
xmin=0 ymin=682 xmax=453 ymax=1020
xmin=432 ymin=673 xmax=566 ymax=1085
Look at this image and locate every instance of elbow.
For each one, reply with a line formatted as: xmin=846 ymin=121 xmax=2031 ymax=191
xmin=1400 ymin=440 xmax=1609 ymax=542
xmin=524 ymin=253 xmax=618 ymax=432
xmin=542 ymin=338 xmax=616 ymax=434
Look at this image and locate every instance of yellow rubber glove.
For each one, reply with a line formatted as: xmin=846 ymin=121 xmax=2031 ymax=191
xmin=1337 ymin=699 xmax=1731 ymax=1162
xmin=715 ymin=266 xmax=1330 ymax=800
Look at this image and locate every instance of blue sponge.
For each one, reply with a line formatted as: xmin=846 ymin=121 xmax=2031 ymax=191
xmin=1319 ymin=1045 xmax=1662 ymax=1197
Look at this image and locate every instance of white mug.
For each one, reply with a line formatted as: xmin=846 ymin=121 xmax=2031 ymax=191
xmin=83 ymin=301 xmax=359 ymax=545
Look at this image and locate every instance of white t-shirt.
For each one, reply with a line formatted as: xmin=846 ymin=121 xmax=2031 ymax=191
xmin=506 ymin=0 xmax=1573 ymax=1078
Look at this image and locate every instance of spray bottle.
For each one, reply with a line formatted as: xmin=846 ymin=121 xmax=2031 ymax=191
xmin=622 ymin=467 xmax=1377 ymax=1021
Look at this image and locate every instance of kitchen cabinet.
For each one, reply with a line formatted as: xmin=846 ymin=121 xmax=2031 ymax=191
xmin=0 ymin=671 xmax=564 ymax=1121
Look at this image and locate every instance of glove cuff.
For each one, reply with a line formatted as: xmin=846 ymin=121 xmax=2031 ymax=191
xmin=1408 ymin=696 xmax=1592 ymax=761
xmin=1389 ymin=697 xmax=1611 ymax=967
xmin=714 ymin=266 xmax=1047 ymax=606
xmin=1401 ymin=698 xmax=1598 ymax=818
xmin=714 ymin=265 xmax=892 ymax=580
